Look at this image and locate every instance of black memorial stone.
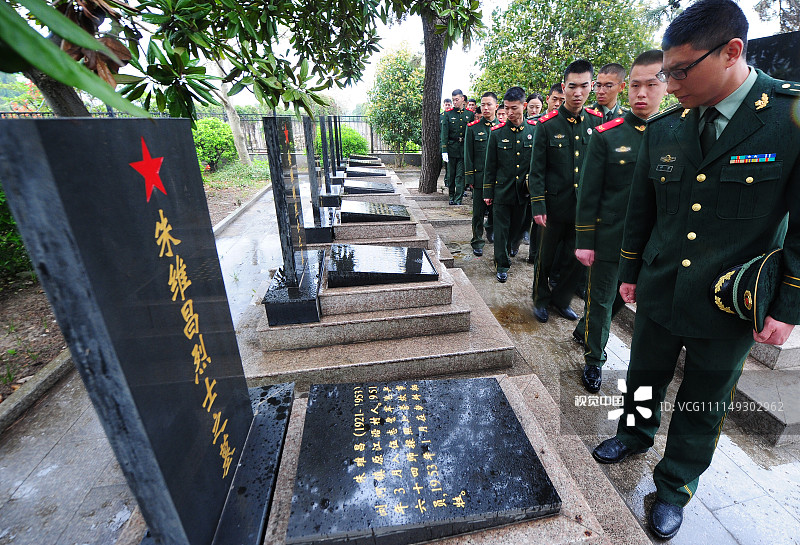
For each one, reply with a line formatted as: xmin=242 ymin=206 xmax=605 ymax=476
xmin=320 ymin=184 xmax=343 ymax=208
xmin=286 ymin=377 xmax=561 ymax=545
xmin=348 ymin=158 xmax=383 ymax=168
xmin=343 ymin=180 xmax=395 ymax=195
xmin=305 ymin=208 xmax=339 ymax=244
xmin=0 ymin=118 xmax=284 ymax=545
xmin=340 ymin=201 xmax=410 ymax=223
xmin=350 ymin=154 xmax=379 ymax=161
xmin=262 ymin=249 xmax=324 ymax=326
xmin=326 ymin=244 xmax=439 ymax=287
xmin=747 ymin=31 xmax=800 ymax=81
xmin=346 ymin=166 xmax=388 ymax=178
xmin=331 ymin=172 xmax=346 ymax=186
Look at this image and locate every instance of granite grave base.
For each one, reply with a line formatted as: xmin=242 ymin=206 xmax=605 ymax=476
xmin=326 ymin=244 xmax=438 ymax=288
xmin=343 ymin=180 xmax=396 ymax=195
xmin=262 ymin=250 xmax=324 ymax=326
xmin=285 ymin=377 xmax=561 ymax=545
xmin=340 ymin=201 xmax=410 ymax=223
xmin=346 ymin=166 xmax=388 ymax=178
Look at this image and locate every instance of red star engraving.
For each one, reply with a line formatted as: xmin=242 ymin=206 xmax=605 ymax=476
xmin=129 ymin=137 xmax=166 ymax=202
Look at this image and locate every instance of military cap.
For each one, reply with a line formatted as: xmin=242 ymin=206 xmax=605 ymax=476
xmin=711 ymin=249 xmax=783 ymax=332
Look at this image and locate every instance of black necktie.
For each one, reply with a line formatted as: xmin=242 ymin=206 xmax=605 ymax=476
xmin=605 ymin=111 xmax=613 ymax=122
xmin=700 ymin=107 xmax=720 ymax=157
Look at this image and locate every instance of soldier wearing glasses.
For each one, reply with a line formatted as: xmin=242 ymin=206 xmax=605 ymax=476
xmin=592 ymin=63 xmax=628 ymax=121
xmin=591 ymin=0 xmax=800 ymax=539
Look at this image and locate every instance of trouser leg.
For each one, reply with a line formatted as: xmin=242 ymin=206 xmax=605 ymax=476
xmin=532 ymin=220 xmax=566 ymax=307
xmin=471 ymin=185 xmax=486 ymax=250
xmin=446 ymin=159 xmax=455 ymax=199
xmin=576 ymin=260 xmax=620 ymax=366
xmin=549 ymin=222 xmax=583 ymax=309
xmin=453 ymin=157 xmax=465 ymax=204
xmin=493 ymin=203 xmax=512 ymax=273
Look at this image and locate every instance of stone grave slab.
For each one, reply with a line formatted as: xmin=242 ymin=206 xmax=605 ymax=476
xmin=340 ymin=201 xmax=410 ymax=223
xmin=349 ymin=159 xmax=383 ymax=168
xmin=305 ymin=208 xmax=339 ymax=244
xmin=346 ymin=166 xmax=388 ymax=178
xmin=343 ymin=180 xmax=395 ymax=195
xmin=320 ymin=184 xmax=343 ymax=207
xmin=325 ymin=244 xmax=439 ymax=288
xmin=350 ymin=154 xmax=380 ymax=161
xmin=285 ymin=377 xmax=561 ymax=545
xmin=263 ymin=250 xmax=324 ymax=326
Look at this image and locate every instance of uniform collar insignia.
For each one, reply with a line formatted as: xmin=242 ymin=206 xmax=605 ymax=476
xmin=635 ymin=125 xmax=646 ymax=132
xmin=755 ymin=93 xmax=769 ymax=110
xmin=660 ymin=154 xmax=677 ymax=163
xmin=681 ymin=109 xmax=690 ymax=119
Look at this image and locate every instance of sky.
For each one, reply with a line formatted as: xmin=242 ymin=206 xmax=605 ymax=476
xmin=317 ymin=0 xmax=780 ymax=114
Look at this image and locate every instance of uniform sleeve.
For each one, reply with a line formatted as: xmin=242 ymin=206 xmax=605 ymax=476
xmin=440 ymin=114 xmax=448 ymax=152
xmin=575 ymin=133 xmax=607 ymax=250
xmin=483 ymin=130 xmax=498 ymax=201
xmin=770 ymin=156 xmax=800 ymax=324
xmin=618 ymin=130 xmax=656 ymax=284
xmin=464 ymin=126 xmax=474 ymax=188
xmin=529 ymin=122 xmax=547 ymax=216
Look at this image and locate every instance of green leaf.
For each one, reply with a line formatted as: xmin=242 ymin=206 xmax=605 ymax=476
xmin=113 ymin=74 xmax=145 ymax=84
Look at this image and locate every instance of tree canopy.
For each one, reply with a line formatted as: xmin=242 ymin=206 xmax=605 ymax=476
xmin=471 ymin=0 xmax=657 ymax=101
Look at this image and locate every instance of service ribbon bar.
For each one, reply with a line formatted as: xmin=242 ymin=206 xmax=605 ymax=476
xmin=730 ymin=153 xmax=776 ymax=164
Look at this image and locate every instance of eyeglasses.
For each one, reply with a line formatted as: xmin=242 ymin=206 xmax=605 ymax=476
xmin=656 ymin=41 xmax=729 ymax=82
xmin=595 ymin=82 xmax=620 ymax=90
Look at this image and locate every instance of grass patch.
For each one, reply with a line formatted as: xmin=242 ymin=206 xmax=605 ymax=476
xmin=203 ymin=160 xmax=271 ymax=190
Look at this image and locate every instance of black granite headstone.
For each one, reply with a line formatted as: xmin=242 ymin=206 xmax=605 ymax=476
xmin=349 ymin=158 xmax=383 ymax=168
xmin=343 ymin=180 xmax=395 ymax=195
xmin=350 ymin=154 xmax=380 ymax=161
xmin=262 ymin=249 xmax=324 ymax=326
xmin=340 ymin=201 xmax=411 ymax=223
xmin=319 ymin=115 xmax=332 ymax=192
xmin=320 ymin=184 xmax=343 ymax=208
xmin=286 ymin=377 xmax=561 ymax=545
xmin=346 ymin=166 xmax=388 ymax=178
xmin=0 ymin=118 xmax=292 ymax=545
xmin=326 ymin=244 xmax=439 ymax=287
xmin=747 ymin=31 xmax=800 ymax=81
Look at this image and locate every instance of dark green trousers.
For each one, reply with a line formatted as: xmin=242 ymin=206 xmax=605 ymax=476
xmin=493 ymin=202 xmax=526 ymax=273
xmin=532 ymin=219 xmax=583 ymax=308
xmin=446 ymin=151 xmax=465 ymax=204
xmin=471 ymin=181 xmax=487 ymax=250
xmin=616 ymin=311 xmax=754 ymax=507
xmin=574 ymin=260 xmax=626 ymax=366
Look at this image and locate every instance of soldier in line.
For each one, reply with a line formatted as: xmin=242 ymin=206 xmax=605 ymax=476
xmin=464 ymin=92 xmax=500 ymax=257
xmin=530 ymin=59 xmax=603 ymax=322
xmin=483 ymin=87 xmax=536 ymax=283
xmin=467 ymin=98 xmax=477 ymax=111
xmin=544 ymin=83 xmax=566 ymax=114
xmin=592 ymin=1 xmax=800 ymax=538
xmin=496 ymin=104 xmax=507 ymax=123
xmin=572 ymin=50 xmax=667 ymax=394
xmin=526 ymin=93 xmax=544 ymax=119
xmin=592 ymin=63 xmax=628 ymax=121
xmin=440 ymin=89 xmax=474 ymax=205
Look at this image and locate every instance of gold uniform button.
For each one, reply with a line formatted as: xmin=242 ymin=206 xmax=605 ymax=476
xmin=516 ymin=164 xmax=519 ymax=168
xmin=517 ymin=140 xmax=520 ymax=144
xmin=692 ymin=203 xmax=702 ymax=212
xmin=517 ymin=152 xmax=520 ymax=156
xmin=575 ymin=135 xmax=580 ymax=140
xmin=516 ymin=175 xmax=519 ymax=179
xmin=682 ymin=259 xmax=691 ymax=267
xmin=687 ymin=232 xmax=697 ymax=240
xmin=660 ymin=177 xmax=666 ymax=182
xmin=696 ymin=174 xmax=706 ymax=182
xmin=746 ymin=176 xmax=754 ymax=184
xmin=575 ymin=151 xmax=580 ymax=157
xmin=574 ymin=183 xmax=578 ymax=188
xmin=620 ymin=160 xmax=626 ymax=164
xmin=558 ymin=144 xmax=562 ymax=147
xmin=574 ymin=167 xmax=579 ymax=173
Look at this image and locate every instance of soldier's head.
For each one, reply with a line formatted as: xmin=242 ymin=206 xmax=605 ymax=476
xmin=451 ymin=89 xmax=465 ymax=109
xmin=502 ymin=86 xmax=527 ymax=125
xmin=497 ymin=104 xmax=507 ymax=123
xmin=660 ymin=0 xmax=749 ymax=108
xmin=629 ymin=50 xmax=667 ymax=119
xmin=526 ymin=93 xmax=544 ymax=116
xmin=595 ymin=63 xmax=627 ymax=109
xmin=480 ymin=91 xmax=498 ymax=121
xmin=443 ymin=98 xmax=452 ymax=110
xmin=545 ymin=83 xmax=565 ymax=113
xmin=467 ymin=98 xmax=477 ymax=111
xmin=562 ymin=59 xmax=593 ymax=114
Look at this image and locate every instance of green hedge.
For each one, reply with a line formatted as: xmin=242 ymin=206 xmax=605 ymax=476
xmin=0 ymin=187 xmax=31 ymax=278
xmin=314 ymin=125 xmax=369 ymax=158
xmin=193 ymin=118 xmax=237 ymax=172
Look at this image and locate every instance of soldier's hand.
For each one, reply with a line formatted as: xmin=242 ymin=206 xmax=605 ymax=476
xmin=575 ymin=249 xmax=595 ymax=267
xmin=534 ymin=214 xmax=547 ymax=227
xmin=753 ymin=316 xmax=795 ymax=345
xmin=484 ymin=198 xmax=492 ymax=206
xmin=442 ymin=152 xmax=449 ymax=163
xmin=620 ymin=283 xmax=636 ymax=304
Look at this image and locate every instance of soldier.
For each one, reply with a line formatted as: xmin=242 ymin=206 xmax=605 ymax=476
xmin=529 ymin=60 xmax=603 ymax=322
xmin=544 ymin=83 xmax=565 ymax=114
xmin=483 ymin=87 xmax=535 ymax=283
xmin=592 ymin=63 xmax=628 ymax=121
xmin=467 ymin=98 xmax=477 ymax=111
xmin=526 ymin=93 xmax=544 ymax=119
xmin=573 ymin=50 xmax=667 ymax=394
xmin=440 ymin=89 xmax=474 ymax=205
xmin=591 ymin=1 xmax=800 ymax=539
xmin=465 ymin=92 xmax=499 ymax=257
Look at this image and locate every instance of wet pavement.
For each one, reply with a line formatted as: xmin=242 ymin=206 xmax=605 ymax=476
xmin=1 ymin=172 xmax=799 ymax=544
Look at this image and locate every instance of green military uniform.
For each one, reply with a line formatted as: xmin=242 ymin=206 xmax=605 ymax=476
xmin=464 ymin=116 xmax=499 ymax=251
xmin=574 ymin=111 xmax=647 ymax=367
xmin=616 ymin=69 xmax=800 ymax=508
xmin=441 ymin=106 xmax=474 ymax=204
xmin=483 ymin=119 xmax=536 ymax=273
xmin=529 ymin=104 xmax=603 ymax=310
xmin=592 ymin=101 xmax=625 ymax=122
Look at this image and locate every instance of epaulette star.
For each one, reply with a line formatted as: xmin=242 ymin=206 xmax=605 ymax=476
xmin=527 ymin=119 xmax=537 ymax=125
xmin=585 ymin=107 xmax=603 ymax=118
xmin=538 ymin=110 xmax=558 ymax=123
xmin=777 ymin=81 xmax=800 ymax=95
xmin=595 ymin=117 xmax=624 ymax=133
xmin=467 ymin=119 xmax=480 ymax=126
xmin=491 ymin=122 xmax=506 ymax=131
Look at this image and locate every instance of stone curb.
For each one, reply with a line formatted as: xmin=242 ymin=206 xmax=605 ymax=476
xmin=212 ymin=183 xmax=272 ymax=236
xmin=0 ymin=348 xmax=73 ymax=435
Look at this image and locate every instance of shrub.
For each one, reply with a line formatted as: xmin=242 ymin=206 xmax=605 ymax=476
xmin=314 ymin=124 xmax=369 ymax=159
xmin=193 ymin=117 xmax=237 ymax=172
xmin=0 ymin=187 xmax=32 ymax=278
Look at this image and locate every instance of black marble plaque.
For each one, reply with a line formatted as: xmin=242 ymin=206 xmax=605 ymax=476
xmin=349 ymin=159 xmax=383 ymax=168
xmin=342 ymin=180 xmax=396 ymax=196
xmin=326 ymin=244 xmax=439 ymax=287
xmin=340 ymin=201 xmax=410 ymax=223
xmin=0 ymin=119 xmax=254 ymax=545
xmin=331 ymin=172 xmax=346 ymax=186
xmin=748 ymin=31 xmax=800 ymax=81
xmin=212 ymin=383 xmax=295 ymax=545
xmin=320 ymin=187 xmax=343 ymax=208
xmin=350 ymin=154 xmax=380 ymax=161
xmin=263 ymin=249 xmax=324 ymax=326
xmin=286 ymin=377 xmax=561 ymax=545
xmin=346 ymin=166 xmax=388 ymax=178
xmin=305 ymin=208 xmax=339 ymax=244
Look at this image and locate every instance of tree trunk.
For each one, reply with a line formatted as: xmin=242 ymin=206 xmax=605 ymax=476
xmin=419 ymin=9 xmax=448 ymax=194
xmin=211 ymin=61 xmax=252 ymax=166
xmin=24 ymin=67 xmax=90 ymax=117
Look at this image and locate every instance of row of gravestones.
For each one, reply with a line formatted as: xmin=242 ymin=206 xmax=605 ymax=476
xmin=0 ymin=116 xmax=560 ymax=545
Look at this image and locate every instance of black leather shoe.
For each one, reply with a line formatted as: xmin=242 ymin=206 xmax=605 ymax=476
xmin=496 ymin=272 xmax=508 ymax=283
xmin=572 ymin=330 xmax=585 ymax=347
xmin=472 ymin=248 xmax=483 ymax=257
xmin=650 ymin=499 xmax=683 ymax=539
xmin=486 ymin=231 xmax=494 ymax=243
xmin=449 ymin=199 xmax=455 ymax=205
xmin=582 ymin=364 xmax=602 ymax=393
xmin=533 ymin=306 xmax=549 ymax=323
xmin=555 ymin=306 xmax=579 ymax=320
xmin=592 ymin=437 xmax=649 ymax=464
